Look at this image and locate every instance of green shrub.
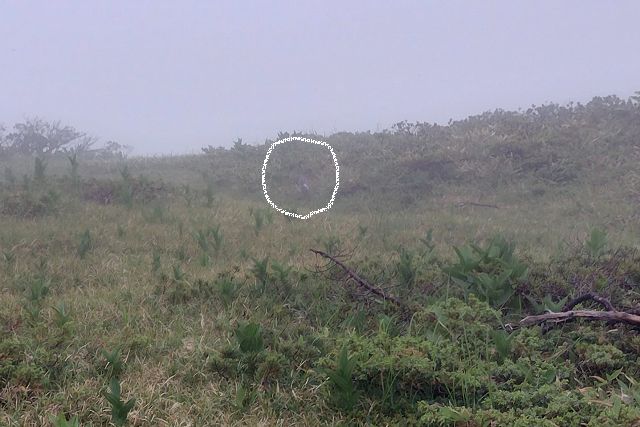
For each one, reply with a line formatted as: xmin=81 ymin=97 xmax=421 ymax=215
xmin=0 ymin=189 xmax=59 ymax=218
xmin=101 ymin=347 xmax=125 ymax=379
xmin=103 ymin=377 xmax=135 ymax=427
xmin=216 ymin=276 xmax=239 ymax=307
xmin=236 ymin=322 xmax=264 ymax=354
xmin=443 ymin=236 xmax=528 ymax=310
xmin=50 ymin=413 xmax=80 ymax=427
xmin=324 ymin=346 xmax=359 ymax=411
xmin=585 ymin=227 xmax=608 ymax=258
xmin=575 ymin=342 xmax=625 ymax=374
xmin=396 ymin=246 xmax=417 ymax=295
xmin=0 ymin=335 xmax=60 ymax=390
xmin=250 ymin=256 xmax=269 ymax=293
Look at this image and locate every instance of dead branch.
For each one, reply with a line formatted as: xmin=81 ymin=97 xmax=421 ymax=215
xmin=310 ymin=249 xmax=405 ymax=308
xmin=563 ymin=292 xmax=615 ymax=312
xmin=509 ymin=293 xmax=640 ymax=330
xmin=518 ymin=310 xmax=640 ymax=328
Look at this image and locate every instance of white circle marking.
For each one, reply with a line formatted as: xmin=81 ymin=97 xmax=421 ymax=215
xmin=261 ymin=136 xmax=340 ymax=220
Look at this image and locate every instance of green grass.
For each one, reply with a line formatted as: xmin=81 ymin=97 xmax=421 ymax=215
xmin=1 ymin=96 xmax=640 ymax=425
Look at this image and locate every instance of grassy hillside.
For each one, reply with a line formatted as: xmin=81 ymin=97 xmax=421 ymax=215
xmin=1 ymin=94 xmax=640 ymax=425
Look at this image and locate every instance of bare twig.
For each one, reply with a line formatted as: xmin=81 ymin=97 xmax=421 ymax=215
xmin=563 ymin=292 xmax=615 ymax=312
xmin=310 ymin=249 xmax=404 ymax=308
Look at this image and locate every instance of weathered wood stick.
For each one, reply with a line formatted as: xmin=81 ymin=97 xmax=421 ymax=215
xmin=563 ymin=292 xmax=615 ymax=312
xmin=518 ymin=310 xmax=640 ymax=327
xmin=310 ymin=248 xmax=404 ymax=308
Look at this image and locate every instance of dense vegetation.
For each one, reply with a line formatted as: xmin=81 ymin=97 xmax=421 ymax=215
xmin=1 ymin=93 xmax=639 ymax=425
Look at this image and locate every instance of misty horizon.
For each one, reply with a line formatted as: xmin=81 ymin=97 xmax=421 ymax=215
xmin=2 ymin=1 xmax=640 ymax=155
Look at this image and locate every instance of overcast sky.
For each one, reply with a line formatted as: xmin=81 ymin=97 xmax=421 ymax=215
xmin=1 ymin=1 xmax=639 ymax=154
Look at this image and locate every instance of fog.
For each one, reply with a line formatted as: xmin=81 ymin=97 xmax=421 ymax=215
xmin=1 ymin=1 xmax=639 ymax=154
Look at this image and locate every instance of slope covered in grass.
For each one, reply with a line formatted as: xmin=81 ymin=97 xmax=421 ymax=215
xmin=1 ymin=94 xmax=640 ymax=425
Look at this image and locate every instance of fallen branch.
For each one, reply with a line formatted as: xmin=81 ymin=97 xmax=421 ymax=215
xmin=510 ymin=293 xmax=640 ymax=330
xmin=310 ymin=249 xmax=404 ymax=308
xmin=563 ymin=292 xmax=615 ymax=312
xmin=518 ymin=310 xmax=640 ymax=328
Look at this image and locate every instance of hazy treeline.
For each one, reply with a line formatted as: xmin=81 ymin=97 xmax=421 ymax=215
xmin=1 ymin=92 xmax=639 ymax=207
xmin=0 ymin=117 xmax=129 ymax=159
